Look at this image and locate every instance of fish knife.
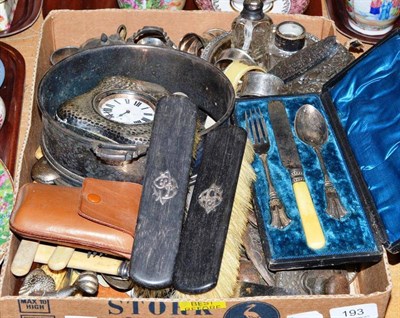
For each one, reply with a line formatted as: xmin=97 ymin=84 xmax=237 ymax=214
xmin=268 ymin=100 xmax=326 ymax=250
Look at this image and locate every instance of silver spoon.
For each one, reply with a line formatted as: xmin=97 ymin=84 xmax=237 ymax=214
xmin=294 ymin=104 xmax=347 ymax=220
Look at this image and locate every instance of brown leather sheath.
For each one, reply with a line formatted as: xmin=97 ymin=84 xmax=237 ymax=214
xmin=9 ymin=178 xmax=142 ymax=259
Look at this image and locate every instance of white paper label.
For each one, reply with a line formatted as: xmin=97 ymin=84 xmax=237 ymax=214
xmin=330 ymin=303 xmax=378 ymax=318
xmin=288 ymin=311 xmax=323 ymax=318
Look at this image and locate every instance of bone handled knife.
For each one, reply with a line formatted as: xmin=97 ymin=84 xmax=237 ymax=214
xmin=10 ymin=239 xmax=39 ymax=276
xmin=268 ymin=100 xmax=326 ymax=250
xmin=11 ymin=240 xmax=126 ymax=277
xmin=47 ymin=246 xmax=75 ymax=271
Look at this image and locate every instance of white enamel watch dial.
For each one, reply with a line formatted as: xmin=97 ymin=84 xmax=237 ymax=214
xmin=95 ymin=91 xmax=155 ymax=125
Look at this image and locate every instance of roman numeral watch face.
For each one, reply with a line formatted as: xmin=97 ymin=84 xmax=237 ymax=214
xmin=94 ymin=90 xmax=155 ymax=125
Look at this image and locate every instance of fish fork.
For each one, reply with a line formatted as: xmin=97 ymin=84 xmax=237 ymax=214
xmin=245 ymin=108 xmax=291 ymax=229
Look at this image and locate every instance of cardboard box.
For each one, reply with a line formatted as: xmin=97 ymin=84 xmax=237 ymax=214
xmin=0 ymin=9 xmax=393 ymax=318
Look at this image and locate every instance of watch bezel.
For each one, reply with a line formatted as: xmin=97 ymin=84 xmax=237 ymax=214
xmin=92 ymin=89 xmax=157 ymax=125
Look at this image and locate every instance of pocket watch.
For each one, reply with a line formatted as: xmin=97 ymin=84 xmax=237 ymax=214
xmin=93 ymin=90 xmax=155 ymax=125
xmin=56 ymin=76 xmax=170 ymax=145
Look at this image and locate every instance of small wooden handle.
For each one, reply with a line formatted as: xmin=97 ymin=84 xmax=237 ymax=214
xmin=292 ymin=181 xmax=326 ymax=250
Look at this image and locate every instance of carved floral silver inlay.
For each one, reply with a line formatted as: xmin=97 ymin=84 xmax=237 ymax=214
xmin=152 ymin=170 xmax=178 ymax=205
xmin=198 ymin=183 xmax=223 ymax=214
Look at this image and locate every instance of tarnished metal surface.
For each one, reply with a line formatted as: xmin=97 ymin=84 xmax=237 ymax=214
xmin=275 ymin=269 xmax=351 ymax=295
xmin=200 ymin=31 xmax=354 ymax=95
xmin=282 ymin=43 xmax=354 ymax=94
xmin=268 ymin=100 xmax=303 ymax=170
xmin=56 ymin=76 xmax=169 ymax=145
xmin=269 ymin=36 xmax=339 ymax=83
xmin=38 ymin=45 xmax=235 ymax=185
xmin=294 ymin=104 xmax=348 ymax=219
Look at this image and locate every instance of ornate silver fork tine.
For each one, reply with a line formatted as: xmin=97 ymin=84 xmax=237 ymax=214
xmin=245 ymin=107 xmax=292 ymax=229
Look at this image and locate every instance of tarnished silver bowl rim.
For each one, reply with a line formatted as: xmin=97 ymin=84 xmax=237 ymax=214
xmin=39 ymin=44 xmax=236 ymax=139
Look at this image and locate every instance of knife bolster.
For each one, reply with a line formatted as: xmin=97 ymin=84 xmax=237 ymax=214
xmin=289 ymin=168 xmax=305 ymax=183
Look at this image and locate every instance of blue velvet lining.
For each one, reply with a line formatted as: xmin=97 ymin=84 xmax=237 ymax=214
xmin=330 ymin=34 xmax=400 ymax=247
xmin=235 ymin=95 xmax=379 ymax=268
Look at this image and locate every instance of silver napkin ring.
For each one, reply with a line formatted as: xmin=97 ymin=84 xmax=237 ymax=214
xmin=239 ymin=71 xmax=285 ymax=97
xmin=214 ymin=47 xmax=256 ymax=70
xmin=179 ymin=33 xmax=208 ymax=56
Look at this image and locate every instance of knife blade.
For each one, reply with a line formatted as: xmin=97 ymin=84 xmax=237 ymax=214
xmin=268 ymin=100 xmax=326 ymax=250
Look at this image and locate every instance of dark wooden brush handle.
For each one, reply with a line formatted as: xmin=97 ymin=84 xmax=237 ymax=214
xmin=173 ymin=126 xmax=247 ymax=294
xmin=129 ymin=95 xmax=197 ymax=289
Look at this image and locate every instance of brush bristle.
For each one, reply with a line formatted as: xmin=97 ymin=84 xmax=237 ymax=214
xmin=172 ymin=140 xmax=256 ymax=299
xmin=131 ymin=286 xmax=171 ymax=298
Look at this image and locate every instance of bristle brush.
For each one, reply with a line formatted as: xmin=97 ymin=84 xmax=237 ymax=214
xmin=172 ymin=138 xmax=256 ymax=298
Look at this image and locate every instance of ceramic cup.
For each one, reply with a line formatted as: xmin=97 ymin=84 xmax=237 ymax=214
xmin=118 ymin=0 xmax=186 ymax=10
xmin=345 ymin=0 xmax=400 ymax=35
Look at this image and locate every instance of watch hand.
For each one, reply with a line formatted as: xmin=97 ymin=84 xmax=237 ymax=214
xmin=118 ymin=110 xmax=131 ymax=117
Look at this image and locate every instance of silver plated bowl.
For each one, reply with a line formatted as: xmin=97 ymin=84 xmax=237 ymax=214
xmin=38 ymin=45 xmax=235 ymax=185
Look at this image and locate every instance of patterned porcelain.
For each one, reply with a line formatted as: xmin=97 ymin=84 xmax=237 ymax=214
xmin=0 ymin=159 xmax=14 ymax=265
xmin=288 ymin=0 xmax=310 ymax=13
xmin=0 ymin=0 xmax=18 ymax=32
xmin=195 ymin=0 xmax=214 ymax=9
xmin=346 ymin=0 xmax=400 ymax=35
xmin=0 ymin=96 xmax=6 ymax=130
xmin=117 ymin=0 xmax=186 ymax=9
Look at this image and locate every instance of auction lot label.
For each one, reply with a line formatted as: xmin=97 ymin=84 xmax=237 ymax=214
xmin=330 ymin=303 xmax=378 ymax=318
